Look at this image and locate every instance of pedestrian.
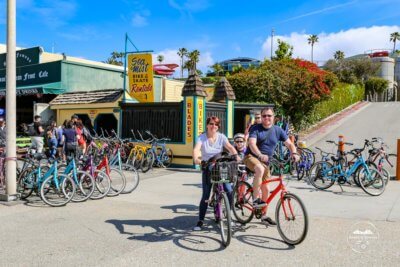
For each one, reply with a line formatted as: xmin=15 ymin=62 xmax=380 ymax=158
xmin=75 ymin=119 xmax=87 ymax=154
xmin=0 ymin=117 xmax=6 ymax=147
xmin=63 ymin=120 xmax=78 ymax=159
xmin=31 ymin=115 xmax=45 ymax=153
xmin=57 ymin=120 xmax=67 ymax=160
xmin=71 ymin=114 xmax=79 ymax=125
xmin=244 ymin=111 xmax=261 ymax=141
xmin=46 ymin=121 xmax=58 ymax=159
xmin=192 ymin=116 xmax=240 ymax=231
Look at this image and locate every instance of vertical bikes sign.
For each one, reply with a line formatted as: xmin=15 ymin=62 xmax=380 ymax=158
xmin=186 ymin=97 xmax=194 ymax=143
xmin=197 ymin=98 xmax=204 ymax=135
xmin=128 ymin=53 xmax=154 ymax=102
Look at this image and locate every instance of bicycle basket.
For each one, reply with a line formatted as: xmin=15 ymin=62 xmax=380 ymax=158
xmin=210 ymin=161 xmax=238 ymax=183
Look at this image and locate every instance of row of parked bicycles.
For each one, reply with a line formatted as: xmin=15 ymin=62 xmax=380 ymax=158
xmin=279 ymin=137 xmax=396 ymax=196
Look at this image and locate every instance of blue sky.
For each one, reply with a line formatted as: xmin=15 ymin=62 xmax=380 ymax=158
xmin=1 ymin=0 xmax=400 ymax=74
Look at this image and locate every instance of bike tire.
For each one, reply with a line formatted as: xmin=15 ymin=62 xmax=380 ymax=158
xmin=120 ymin=163 xmax=140 ymax=194
xmin=216 ymin=192 xmax=232 ymax=247
xmin=90 ymin=170 xmax=111 ymax=200
xmin=71 ymin=171 xmax=95 ymax=202
xmin=40 ymin=174 xmax=76 ymax=207
xmin=359 ymin=167 xmax=386 ymax=196
xmin=141 ymin=150 xmax=154 ymax=173
xmin=309 ymin=161 xmax=335 ymax=190
xmin=107 ymin=168 xmax=126 ymax=196
xmin=163 ymin=148 xmax=174 ymax=168
xmin=132 ymin=149 xmax=144 ymax=170
xmin=17 ymin=167 xmax=36 ymax=199
xmin=232 ymin=181 xmax=254 ymax=224
xmin=275 ymin=193 xmax=308 ymax=245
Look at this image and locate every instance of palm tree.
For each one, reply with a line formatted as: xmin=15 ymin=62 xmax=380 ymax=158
xmin=177 ymin=48 xmax=188 ymax=78
xmin=157 ymin=55 xmax=164 ymax=64
xmin=211 ymin=63 xmax=224 ymax=77
xmin=308 ymin=34 xmax=319 ymax=63
xmin=334 ymin=50 xmax=345 ymax=61
xmin=188 ymin=50 xmax=200 ymax=75
xmin=390 ymin=32 xmax=400 ymax=53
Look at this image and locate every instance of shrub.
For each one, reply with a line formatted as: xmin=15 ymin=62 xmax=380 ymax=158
xmin=365 ymin=77 xmax=389 ymax=94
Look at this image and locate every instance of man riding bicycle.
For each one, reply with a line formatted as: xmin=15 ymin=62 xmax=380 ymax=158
xmin=244 ymin=107 xmax=299 ymax=225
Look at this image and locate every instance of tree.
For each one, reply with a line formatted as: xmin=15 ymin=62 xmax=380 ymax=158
xmin=187 ymin=50 xmax=200 ymax=75
xmin=365 ymin=77 xmax=389 ymax=100
xmin=210 ymin=63 xmax=224 ymax=77
xmin=333 ymin=50 xmax=345 ymax=61
xmin=157 ymin=55 xmax=164 ymax=64
xmin=308 ymin=34 xmax=319 ymax=63
xmin=273 ymin=39 xmax=293 ymax=60
xmin=177 ymin=48 xmax=188 ymax=78
xmin=390 ymin=32 xmax=400 ymax=53
xmin=104 ymin=51 xmax=124 ymax=66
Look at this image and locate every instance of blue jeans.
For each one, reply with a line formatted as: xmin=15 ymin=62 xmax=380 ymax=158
xmin=47 ymin=138 xmax=58 ymax=159
xmin=199 ymin=168 xmax=233 ymax=222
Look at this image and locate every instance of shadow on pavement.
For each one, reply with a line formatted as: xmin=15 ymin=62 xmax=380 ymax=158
xmin=235 ymin=234 xmax=294 ymax=250
xmin=105 ymin=215 xmax=227 ymax=252
xmin=160 ymin=204 xmax=198 ymax=214
xmin=182 ymin=183 xmax=202 ymax=189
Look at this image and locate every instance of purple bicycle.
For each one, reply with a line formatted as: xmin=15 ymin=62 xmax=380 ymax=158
xmin=202 ymin=156 xmax=237 ymax=247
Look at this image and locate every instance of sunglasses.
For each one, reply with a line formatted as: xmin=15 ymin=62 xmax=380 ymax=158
xmin=235 ymin=140 xmax=244 ymax=143
xmin=208 ymin=123 xmax=219 ymax=126
xmin=255 ymin=117 xmax=261 ymax=120
xmin=262 ymin=114 xmax=273 ymax=118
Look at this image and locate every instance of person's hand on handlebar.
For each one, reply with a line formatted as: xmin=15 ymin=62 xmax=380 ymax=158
xmin=258 ymin=154 xmax=269 ymax=163
xmin=291 ymin=152 xmax=300 ymax=162
xmin=194 ymin=156 xmax=202 ymax=165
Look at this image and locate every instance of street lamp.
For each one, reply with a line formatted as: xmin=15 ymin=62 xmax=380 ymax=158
xmin=270 ymin=28 xmax=275 ymax=60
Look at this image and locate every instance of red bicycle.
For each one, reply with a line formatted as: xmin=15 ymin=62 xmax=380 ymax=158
xmin=232 ymin=158 xmax=308 ymax=245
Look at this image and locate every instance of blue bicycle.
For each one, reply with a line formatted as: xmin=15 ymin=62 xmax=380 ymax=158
xmin=309 ymin=141 xmax=386 ymax=196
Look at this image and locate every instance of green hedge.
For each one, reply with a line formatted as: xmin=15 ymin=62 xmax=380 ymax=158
xmin=299 ymin=83 xmax=365 ymax=130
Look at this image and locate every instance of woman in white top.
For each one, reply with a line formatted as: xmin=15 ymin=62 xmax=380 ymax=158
xmin=192 ymin=116 xmax=240 ymax=231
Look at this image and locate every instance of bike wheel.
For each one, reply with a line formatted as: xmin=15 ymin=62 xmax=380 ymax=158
xmin=358 ymin=167 xmax=386 ymax=196
xmin=232 ymin=181 xmax=254 ymax=224
xmin=276 ymin=193 xmax=308 ymax=245
xmin=295 ymin=162 xmax=306 ymax=180
xmin=309 ymin=161 xmax=335 ymax=190
xmin=17 ymin=167 xmax=36 ymax=199
xmin=132 ymin=149 xmax=144 ymax=170
xmin=141 ymin=150 xmax=154 ymax=173
xmin=40 ymin=174 xmax=76 ymax=207
xmin=120 ymin=163 xmax=140 ymax=194
xmin=215 ymin=192 xmax=232 ymax=247
xmin=90 ymin=170 xmax=111 ymax=200
xmin=107 ymin=168 xmax=126 ymax=196
xmin=163 ymin=148 xmax=174 ymax=168
xmin=71 ymin=171 xmax=95 ymax=202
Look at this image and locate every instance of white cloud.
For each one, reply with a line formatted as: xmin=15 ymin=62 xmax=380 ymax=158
xmin=168 ymin=0 xmax=210 ymax=13
xmin=261 ymin=25 xmax=400 ymax=64
xmin=131 ymin=13 xmax=148 ymax=27
xmin=153 ymin=49 xmax=214 ymax=77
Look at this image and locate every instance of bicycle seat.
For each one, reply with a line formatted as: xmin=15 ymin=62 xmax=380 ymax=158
xmin=351 ymin=149 xmax=363 ymax=155
xmin=32 ymin=153 xmax=45 ymax=161
xmin=330 ymin=156 xmax=342 ymax=162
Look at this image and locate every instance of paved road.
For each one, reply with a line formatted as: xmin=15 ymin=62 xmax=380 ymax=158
xmin=1 ymin=102 xmax=400 ymax=266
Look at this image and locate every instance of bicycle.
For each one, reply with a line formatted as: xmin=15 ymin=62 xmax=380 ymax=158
xmin=202 ymin=155 xmax=236 ymax=247
xmin=232 ymin=157 xmax=309 ymax=245
xmin=309 ymin=140 xmax=386 ymax=196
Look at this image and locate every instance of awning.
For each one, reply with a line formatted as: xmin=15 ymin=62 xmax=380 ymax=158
xmin=0 ymin=84 xmax=65 ymax=96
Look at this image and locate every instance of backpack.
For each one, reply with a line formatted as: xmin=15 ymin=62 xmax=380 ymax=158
xmin=25 ymin=123 xmax=36 ymax=137
xmin=82 ymin=127 xmax=92 ymax=142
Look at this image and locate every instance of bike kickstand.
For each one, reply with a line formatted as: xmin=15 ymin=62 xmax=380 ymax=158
xmin=338 ymin=183 xmax=344 ymax=192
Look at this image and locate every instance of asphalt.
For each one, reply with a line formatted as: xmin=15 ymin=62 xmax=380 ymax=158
xmin=1 ymin=102 xmax=400 ymax=266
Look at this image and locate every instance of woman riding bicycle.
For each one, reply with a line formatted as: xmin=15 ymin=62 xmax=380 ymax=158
xmin=192 ymin=116 xmax=240 ymax=231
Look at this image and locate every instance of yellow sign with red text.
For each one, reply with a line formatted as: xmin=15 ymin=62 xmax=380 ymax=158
xmin=186 ymin=98 xmax=193 ymax=143
xmin=197 ymin=98 xmax=204 ymax=136
xmin=128 ymin=53 xmax=154 ymax=102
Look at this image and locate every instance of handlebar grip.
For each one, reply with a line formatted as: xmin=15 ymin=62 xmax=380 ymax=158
xmin=345 ymin=142 xmax=353 ymax=145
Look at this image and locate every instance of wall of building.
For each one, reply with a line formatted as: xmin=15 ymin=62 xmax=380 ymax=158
xmin=372 ymin=57 xmax=395 ymax=89
xmin=163 ymin=79 xmax=184 ymax=102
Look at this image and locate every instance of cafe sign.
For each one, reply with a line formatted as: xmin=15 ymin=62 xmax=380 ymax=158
xmin=127 ymin=53 xmax=154 ymax=103
xmin=0 ymin=61 xmax=62 ymax=89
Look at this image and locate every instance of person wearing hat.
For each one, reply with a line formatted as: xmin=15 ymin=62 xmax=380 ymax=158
xmin=233 ymin=133 xmax=246 ymax=159
xmin=0 ymin=117 xmax=6 ymax=147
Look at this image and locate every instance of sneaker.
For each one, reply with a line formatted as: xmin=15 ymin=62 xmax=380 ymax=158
xmin=252 ymin=198 xmax=266 ymax=208
xmin=193 ymin=220 xmax=204 ymax=231
xmin=261 ymin=216 xmax=277 ymax=226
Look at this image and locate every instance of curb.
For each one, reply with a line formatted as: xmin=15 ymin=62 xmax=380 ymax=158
xmin=301 ymin=101 xmax=370 ymax=147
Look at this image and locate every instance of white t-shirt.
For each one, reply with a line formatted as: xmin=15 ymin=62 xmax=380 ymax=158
xmin=196 ymin=132 xmax=228 ymax=161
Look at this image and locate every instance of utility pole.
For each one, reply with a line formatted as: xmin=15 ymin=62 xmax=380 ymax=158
xmin=270 ymin=28 xmax=275 ymax=60
xmin=2 ymin=0 xmax=18 ymax=201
